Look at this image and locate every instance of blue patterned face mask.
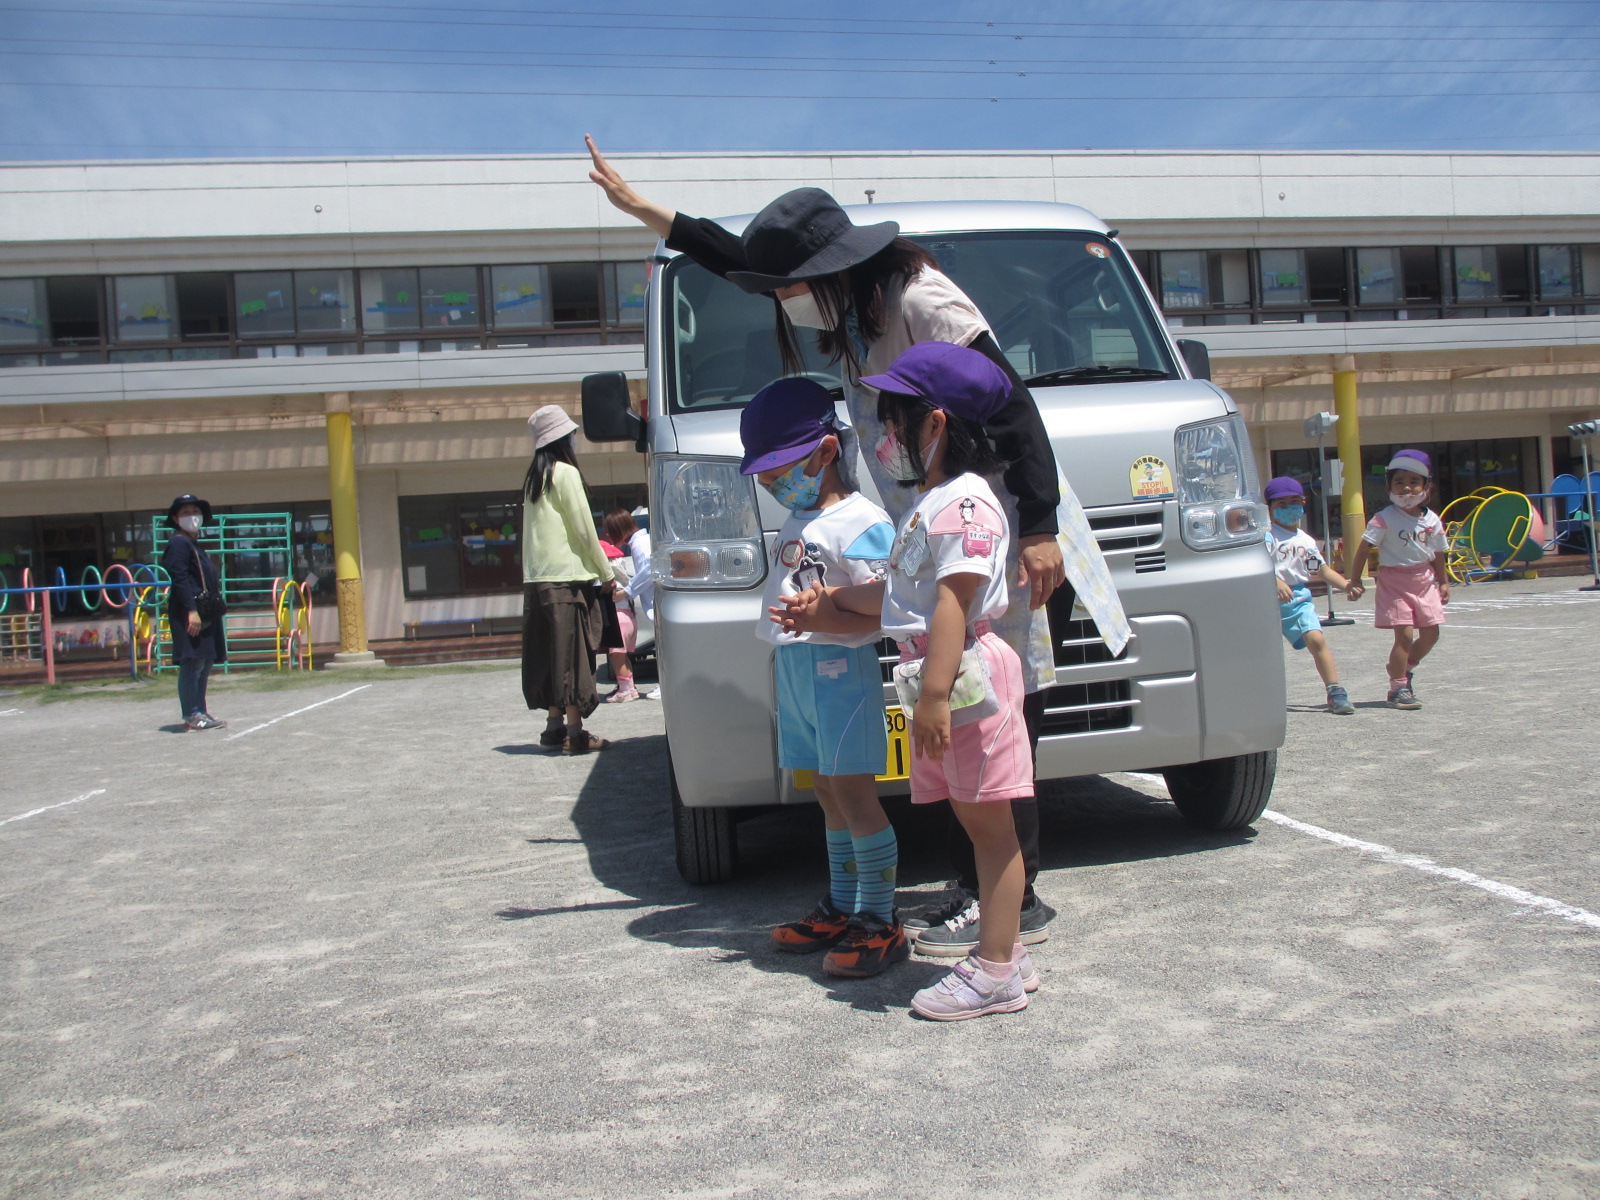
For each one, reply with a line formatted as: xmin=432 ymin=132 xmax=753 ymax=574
xmin=763 ymin=455 xmax=824 ymax=512
xmin=1272 ymin=505 xmax=1305 ymax=526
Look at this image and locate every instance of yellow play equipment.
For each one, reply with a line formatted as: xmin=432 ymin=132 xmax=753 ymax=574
xmin=1438 ymin=487 xmax=1546 ymax=583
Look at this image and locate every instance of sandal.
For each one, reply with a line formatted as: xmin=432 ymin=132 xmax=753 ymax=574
xmin=562 ymin=729 xmax=611 ymax=755
xmin=539 ymin=723 xmax=567 ymax=748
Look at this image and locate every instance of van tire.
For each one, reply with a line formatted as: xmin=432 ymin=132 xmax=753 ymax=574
xmin=670 ymin=753 xmax=737 ymax=884
xmin=1162 ymin=750 xmax=1276 ymax=831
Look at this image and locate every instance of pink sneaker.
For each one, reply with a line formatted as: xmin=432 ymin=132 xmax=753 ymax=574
xmin=605 ymin=685 xmax=640 ymax=704
xmin=911 ymin=954 xmax=1029 ymax=1021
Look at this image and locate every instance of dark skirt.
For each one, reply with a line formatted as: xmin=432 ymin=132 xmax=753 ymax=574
xmin=521 ymin=581 xmax=603 ymax=717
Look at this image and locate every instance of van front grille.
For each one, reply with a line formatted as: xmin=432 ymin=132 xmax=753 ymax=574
xmin=1088 ymin=506 xmax=1164 ymax=552
xmin=1134 ymin=550 xmax=1166 ymax=573
xmin=1038 ymin=679 xmax=1135 ymax=735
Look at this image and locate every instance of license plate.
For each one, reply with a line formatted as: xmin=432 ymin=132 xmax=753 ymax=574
xmin=793 ymin=705 xmax=910 ymax=789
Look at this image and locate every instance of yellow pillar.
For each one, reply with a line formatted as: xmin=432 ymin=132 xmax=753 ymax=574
xmin=1332 ymin=354 xmax=1365 ymax=573
xmin=324 ymin=392 xmax=380 ymax=667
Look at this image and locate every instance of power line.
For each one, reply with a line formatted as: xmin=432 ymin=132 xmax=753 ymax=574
xmin=4 ymin=78 xmax=1591 ymax=101
xmin=9 ymin=34 xmax=1589 ymax=71
xmin=5 ymin=45 xmax=1595 ymax=80
xmin=3 ymin=4 xmax=1596 ymax=41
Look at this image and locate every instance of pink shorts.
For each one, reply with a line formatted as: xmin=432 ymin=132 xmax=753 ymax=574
xmin=899 ymin=629 xmax=1035 ymax=806
xmin=615 ymin=604 xmax=637 ymax=653
xmin=1374 ymin=563 xmax=1445 ymax=629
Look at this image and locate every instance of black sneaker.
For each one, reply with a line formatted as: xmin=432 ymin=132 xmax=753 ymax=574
xmin=822 ymin=913 xmax=911 ymax=978
xmin=913 ymin=894 xmax=1058 ymax=958
xmin=1387 ymin=685 xmax=1421 ymax=710
xmin=902 ymin=888 xmax=975 ymax=934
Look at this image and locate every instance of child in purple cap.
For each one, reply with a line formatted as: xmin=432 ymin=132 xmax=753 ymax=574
xmin=1348 ymin=449 xmax=1450 ymax=709
xmin=772 ymin=343 xmax=1038 ymax=1020
xmin=739 ymin=377 xmax=908 ymax=979
xmin=1264 ymin=476 xmax=1357 ymax=715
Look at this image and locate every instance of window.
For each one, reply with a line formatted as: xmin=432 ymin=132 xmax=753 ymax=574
xmin=236 ymin=271 xmax=296 ymax=338
xmin=0 ymin=278 xmax=48 ymax=347
xmin=1451 ymin=246 xmax=1530 ymax=304
xmin=45 ymin=277 xmax=102 ymax=345
xmin=549 ymin=263 xmax=601 ymax=326
xmin=1160 ymin=251 xmax=1209 ymax=309
xmin=490 ymin=265 xmax=549 ymax=329
xmin=420 ymin=266 xmax=479 ymax=330
xmin=398 ymin=491 xmax=523 ymax=598
xmin=1356 ymin=249 xmax=1400 ymax=305
xmin=360 ymin=268 xmax=421 ymax=333
xmin=1537 ymin=246 xmax=1575 ymax=299
xmin=111 ymin=275 xmax=178 ymax=341
xmin=296 ymin=270 xmax=356 ymax=334
xmin=1258 ymin=249 xmax=1307 ymax=307
xmin=175 ymin=273 xmax=230 ymax=340
xmin=606 ymin=261 xmax=647 ymax=327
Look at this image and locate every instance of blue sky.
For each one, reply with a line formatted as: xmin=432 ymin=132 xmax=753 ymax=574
xmin=0 ymin=0 xmax=1595 ymax=160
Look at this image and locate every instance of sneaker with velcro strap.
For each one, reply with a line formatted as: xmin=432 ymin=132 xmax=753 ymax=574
xmin=823 ymin=912 xmax=911 ymax=978
xmin=770 ymin=896 xmax=851 ymax=954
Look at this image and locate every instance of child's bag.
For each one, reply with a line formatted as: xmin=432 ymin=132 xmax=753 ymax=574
xmin=891 ymin=638 xmax=998 ymax=728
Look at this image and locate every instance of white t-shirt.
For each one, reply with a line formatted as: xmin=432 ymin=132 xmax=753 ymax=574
xmin=624 ymin=528 xmax=654 ymax=620
xmin=1363 ymin=505 xmax=1448 ymax=567
xmin=860 ymin=268 xmax=991 ymax=380
xmin=881 ymin=474 xmax=1011 ymax=640
xmin=759 ymin=492 xmax=894 ymax=649
xmin=1269 ymin=524 xmax=1324 ymax=589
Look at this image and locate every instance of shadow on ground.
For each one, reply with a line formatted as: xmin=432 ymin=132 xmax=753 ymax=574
xmin=495 ymin=730 xmax=1255 ymax=1010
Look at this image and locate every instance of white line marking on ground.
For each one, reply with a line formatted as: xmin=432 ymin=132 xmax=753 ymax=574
xmin=1 ymin=789 xmax=106 ymax=828
xmin=225 ymin=685 xmax=372 ymax=741
xmin=0 ymin=708 xmax=22 ymax=716
xmin=1261 ymin=810 xmax=1600 ymax=932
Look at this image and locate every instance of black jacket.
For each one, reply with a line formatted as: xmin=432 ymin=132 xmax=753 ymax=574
xmin=666 ymin=213 xmax=1060 ymax=537
xmin=162 ymin=533 xmax=227 ymax=663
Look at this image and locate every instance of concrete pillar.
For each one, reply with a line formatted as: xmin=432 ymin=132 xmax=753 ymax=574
xmin=1332 ymin=354 xmax=1365 ymax=571
xmin=323 ymin=392 xmax=382 ymax=668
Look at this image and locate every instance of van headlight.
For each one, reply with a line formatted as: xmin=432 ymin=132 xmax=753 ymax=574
xmin=1174 ymin=414 xmax=1267 ymax=551
xmin=649 ymin=455 xmax=766 ymax=589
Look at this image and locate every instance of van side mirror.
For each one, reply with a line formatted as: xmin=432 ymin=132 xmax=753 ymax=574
xmin=1175 ymin=339 xmax=1211 ymax=381
xmin=581 ymin=372 xmax=645 ymax=452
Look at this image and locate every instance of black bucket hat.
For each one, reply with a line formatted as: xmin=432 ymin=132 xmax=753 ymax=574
xmin=166 ymin=494 xmax=214 ymax=528
xmin=724 ymin=187 xmax=900 ymax=294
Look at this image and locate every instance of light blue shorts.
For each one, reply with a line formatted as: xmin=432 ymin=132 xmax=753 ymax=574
xmin=774 ymin=641 xmax=888 ymax=778
xmin=1279 ymin=586 xmax=1321 ymax=651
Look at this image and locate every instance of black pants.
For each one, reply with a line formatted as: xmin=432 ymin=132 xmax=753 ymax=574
xmin=947 ymin=688 xmax=1043 ymax=904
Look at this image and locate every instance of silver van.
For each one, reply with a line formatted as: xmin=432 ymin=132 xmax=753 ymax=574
xmin=583 ymin=201 xmax=1285 ymax=883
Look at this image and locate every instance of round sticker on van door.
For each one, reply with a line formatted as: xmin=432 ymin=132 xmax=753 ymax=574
xmin=1130 ymin=455 xmax=1176 ymax=500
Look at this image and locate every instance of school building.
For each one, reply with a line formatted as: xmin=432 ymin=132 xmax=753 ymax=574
xmin=1 ymin=150 xmax=1596 ymax=652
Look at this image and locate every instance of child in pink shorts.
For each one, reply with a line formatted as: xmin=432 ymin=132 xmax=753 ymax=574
xmin=772 ymin=342 xmax=1035 ymax=1021
xmin=1347 ymin=449 xmax=1450 ymax=709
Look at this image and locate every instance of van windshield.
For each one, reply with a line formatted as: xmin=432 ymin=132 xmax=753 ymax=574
xmin=665 ymin=230 xmax=1174 ymax=413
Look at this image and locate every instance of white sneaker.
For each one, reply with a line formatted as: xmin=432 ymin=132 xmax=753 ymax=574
xmin=645 ymin=687 xmax=662 ymax=700
xmin=911 ymin=954 xmax=1029 ymax=1021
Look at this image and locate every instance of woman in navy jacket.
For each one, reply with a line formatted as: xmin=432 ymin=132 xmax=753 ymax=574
xmin=161 ymin=494 xmax=227 ymax=730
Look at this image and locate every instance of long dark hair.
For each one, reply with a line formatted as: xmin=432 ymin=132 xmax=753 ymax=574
xmin=523 ymin=433 xmax=581 ymax=505
xmin=773 ymin=237 xmax=941 ymax=378
xmin=601 ymin=508 xmax=637 ymax=547
xmin=875 ymin=390 xmax=1007 ymax=489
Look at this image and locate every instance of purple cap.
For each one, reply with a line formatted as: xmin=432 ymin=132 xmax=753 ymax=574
xmin=859 ymin=341 xmax=1012 ymax=424
xmin=739 ymin=377 xmax=837 ymax=475
xmin=1386 ymin=449 xmax=1432 ymax=478
xmin=1264 ymin=476 xmax=1305 ymax=502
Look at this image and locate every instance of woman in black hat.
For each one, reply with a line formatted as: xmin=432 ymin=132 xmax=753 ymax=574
xmin=586 ymin=137 xmax=1113 ymax=951
xmin=161 ymin=495 xmax=227 ymax=731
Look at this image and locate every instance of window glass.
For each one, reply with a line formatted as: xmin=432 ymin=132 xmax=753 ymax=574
xmin=175 ymin=273 xmax=229 ymax=340
xmin=1399 ymin=247 xmax=1441 ymax=302
xmin=112 ymin=275 xmax=178 ymax=341
xmin=110 ymin=348 xmax=171 ymax=363
xmin=490 ymin=265 xmax=549 ymax=329
xmin=360 ymin=268 xmax=421 ymax=333
xmin=1305 ymin=248 xmax=1347 ymax=305
xmin=1537 ymin=246 xmax=1574 ymax=299
xmin=605 ymin=261 xmax=648 ymax=326
xmin=46 ymin=277 xmax=101 ymax=345
xmin=1581 ymin=246 xmax=1600 ymax=297
xmin=0 ymin=278 xmax=48 ymax=346
xmin=1159 ymin=251 xmax=1208 ymax=309
xmin=1356 ymin=249 xmax=1400 ymax=305
xmin=288 ymin=501 xmax=335 ymax=596
xmin=398 ymin=491 xmax=522 ymax=598
xmin=1213 ymin=250 xmax=1251 ymax=307
xmin=295 ymin=270 xmax=356 ymax=334
xmin=295 ymin=342 xmax=358 ymax=356
xmin=420 ymin=266 xmax=480 ymax=330
xmin=549 ymin=263 xmax=601 ymax=326
xmin=1452 ymin=247 xmax=1499 ymax=302
xmin=236 ymin=271 xmax=296 ymax=338
xmin=1258 ymin=250 xmax=1306 ymax=306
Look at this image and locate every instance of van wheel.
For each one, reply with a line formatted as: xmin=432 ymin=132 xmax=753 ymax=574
xmin=1162 ymin=750 xmax=1276 ymax=831
xmin=670 ymin=752 xmax=737 ymax=884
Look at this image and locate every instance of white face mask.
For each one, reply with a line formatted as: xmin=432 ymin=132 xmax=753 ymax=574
xmin=780 ymin=290 xmax=831 ymax=330
xmin=1389 ymin=491 xmax=1423 ymax=511
xmin=178 ymin=514 xmax=203 ymax=533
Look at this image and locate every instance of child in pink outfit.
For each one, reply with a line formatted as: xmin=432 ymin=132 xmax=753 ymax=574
xmin=1347 ymin=448 xmax=1450 ymax=709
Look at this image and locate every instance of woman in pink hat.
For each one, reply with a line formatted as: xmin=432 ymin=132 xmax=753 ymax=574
xmin=521 ymin=405 xmax=616 ymax=753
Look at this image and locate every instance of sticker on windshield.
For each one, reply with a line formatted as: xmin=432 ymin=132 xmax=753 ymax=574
xmin=1130 ymin=455 xmax=1176 ymax=500
xmin=1086 ymin=243 xmax=1110 ymax=258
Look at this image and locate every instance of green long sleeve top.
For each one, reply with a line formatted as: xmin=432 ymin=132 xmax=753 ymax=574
xmin=521 ymin=461 xmax=611 ymax=584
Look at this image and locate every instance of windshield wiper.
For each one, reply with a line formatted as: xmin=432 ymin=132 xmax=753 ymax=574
xmin=1022 ymin=366 xmax=1172 ymax=387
